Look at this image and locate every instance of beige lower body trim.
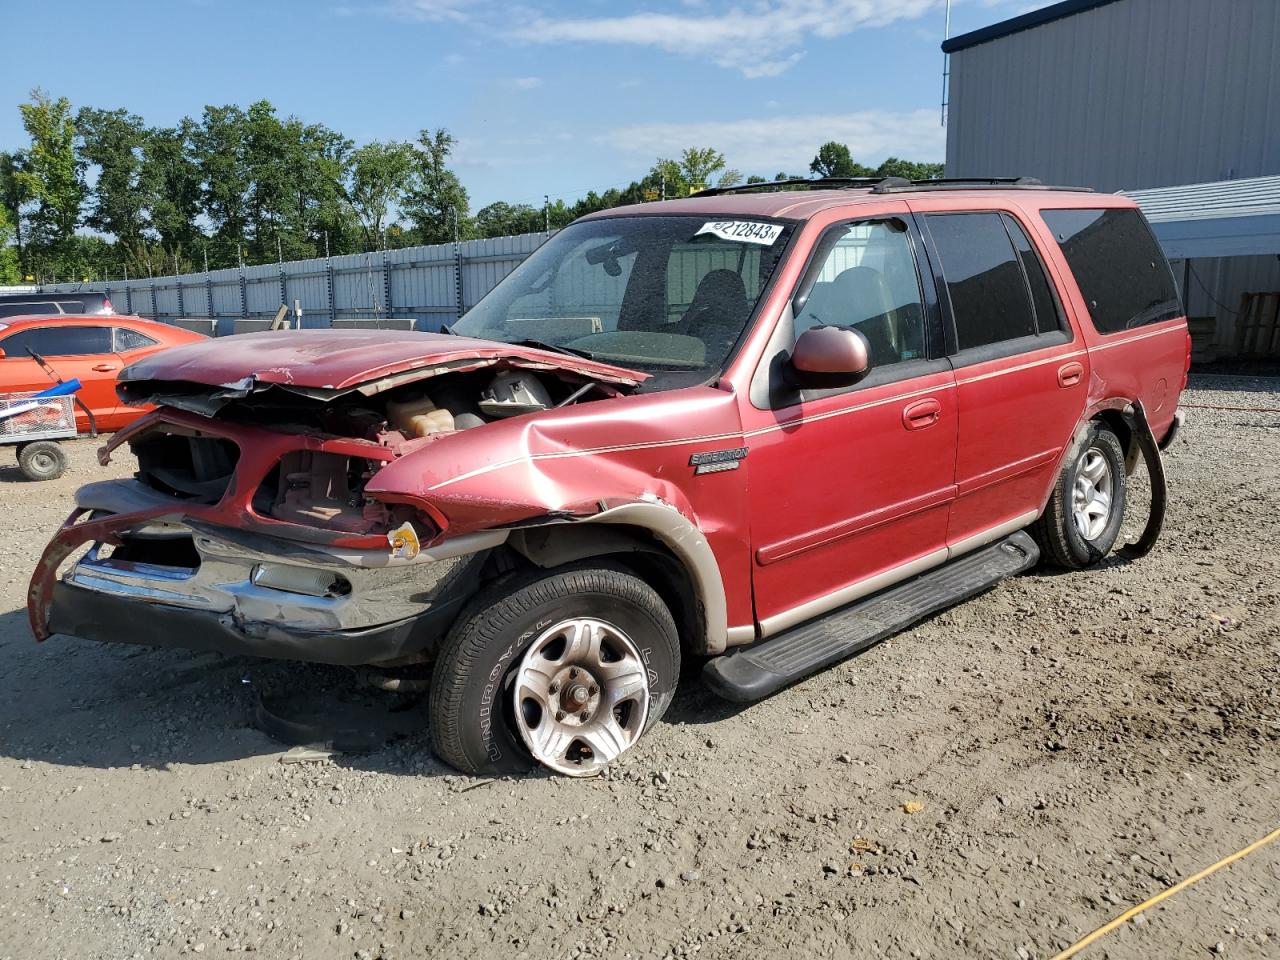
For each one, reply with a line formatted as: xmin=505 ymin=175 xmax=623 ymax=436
xmin=760 ymin=548 xmax=949 ymax=638
xmin=756 ymin=509 xmax=1041 ymax=639
xmin=725 ymin=624 xmax=757 ymax=647
xmin=947 ymin=509 xmax=1039 ymax=558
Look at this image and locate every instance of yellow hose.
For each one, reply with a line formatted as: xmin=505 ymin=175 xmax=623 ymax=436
xmin=1049 ymin=822 xmax=1280 ymax=960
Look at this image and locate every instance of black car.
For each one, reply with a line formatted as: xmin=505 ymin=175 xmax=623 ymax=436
xmin=0 ymin=290 xmax=114 ymax=319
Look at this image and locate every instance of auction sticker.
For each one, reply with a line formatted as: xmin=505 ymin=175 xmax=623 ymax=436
xmin=694 ymin=220 xmax=783 ymax=245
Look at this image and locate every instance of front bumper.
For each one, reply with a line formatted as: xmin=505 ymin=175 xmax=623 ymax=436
xmin=48 ymin=579 xmax=465 ymax=665
xmin=30 ymin=480 xmax=506 ymax=665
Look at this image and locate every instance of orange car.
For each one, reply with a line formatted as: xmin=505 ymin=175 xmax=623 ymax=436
xmin=0 ymin=314 xmax=206 ymax=432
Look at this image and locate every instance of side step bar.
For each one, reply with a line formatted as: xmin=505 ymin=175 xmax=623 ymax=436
xmin=703 ymin=531 xmax=1040 ymax=702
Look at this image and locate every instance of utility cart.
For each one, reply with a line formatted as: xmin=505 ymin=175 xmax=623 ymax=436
xmin=0 ymin=379 xmax=94 ymax=481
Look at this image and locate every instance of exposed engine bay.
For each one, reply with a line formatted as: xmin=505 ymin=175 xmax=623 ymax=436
xmin=115 ymin=363 xmax=629 ymax=540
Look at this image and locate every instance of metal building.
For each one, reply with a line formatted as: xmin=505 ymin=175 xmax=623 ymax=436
xmin=943 ymin=0 xmax=1280 ymax=357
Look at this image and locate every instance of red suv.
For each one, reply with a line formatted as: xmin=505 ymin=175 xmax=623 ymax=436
xmin=29 ymin=178 xmax=1188 ymax=777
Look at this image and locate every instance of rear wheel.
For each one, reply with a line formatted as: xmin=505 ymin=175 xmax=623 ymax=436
xmin=18 ymin=440 xmax=67 ymax=482
xmin=429 ymin=565 xmax=680 ymax=777
xmin=1033 ymin=422 xmax=1126 ymax=569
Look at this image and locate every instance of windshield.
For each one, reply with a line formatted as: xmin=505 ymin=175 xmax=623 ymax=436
xmin=454 ymin=215 xmax=794 ymax=385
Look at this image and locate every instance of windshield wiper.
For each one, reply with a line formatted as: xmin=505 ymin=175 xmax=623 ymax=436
xmin=511 ymin=338 xmax=596 ymax=361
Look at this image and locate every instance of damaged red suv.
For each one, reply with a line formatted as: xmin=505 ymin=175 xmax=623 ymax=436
xmin=29 ymin=178 xmax=1189 ymax=777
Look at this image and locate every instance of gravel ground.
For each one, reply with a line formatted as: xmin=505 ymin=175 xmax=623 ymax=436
xmin=1 ymin=373 xmax=1278 ymax=960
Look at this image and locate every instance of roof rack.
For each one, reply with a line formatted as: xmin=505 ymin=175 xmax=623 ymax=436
xmin=691 ymin=176 xmax=1093 ymax=197
xmin=869 ymin=176 xmax=1093 ymax=194
xmin=692 ymin=177 xmax=883 ymax=197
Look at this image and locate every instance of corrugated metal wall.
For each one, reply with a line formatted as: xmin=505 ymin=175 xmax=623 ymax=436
xmin=946 ymin=0 xmax=1280 ymax=352
xmin=33 ymin=232 xmax=551 ymax=336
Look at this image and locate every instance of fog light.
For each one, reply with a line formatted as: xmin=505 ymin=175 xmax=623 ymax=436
xmin=251 ymin=564 xmax=351 ymax=598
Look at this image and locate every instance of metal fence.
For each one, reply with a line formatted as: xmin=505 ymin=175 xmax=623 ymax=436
xmin=25 ymin=233 xmax=552 ymax=336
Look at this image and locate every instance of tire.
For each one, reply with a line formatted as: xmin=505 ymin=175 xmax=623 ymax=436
xmin=18 ymin=440 xmax=68 ymax=482
xmin=429 ymin=564 xmax=681 ymax=777
xmin=1032 ymin=422 xmax=1126 ymax=569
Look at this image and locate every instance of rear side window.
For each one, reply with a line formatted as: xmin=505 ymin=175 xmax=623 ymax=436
xmin=1040 ymin=208 xmax=1180 ymax=333
xmin=0 ymin=325 xmax=112 ymax=357
xmin=926 ymin=212 xmax=1036 ymax=351
xmin=115 ymin=327 xmax=159 ymax=352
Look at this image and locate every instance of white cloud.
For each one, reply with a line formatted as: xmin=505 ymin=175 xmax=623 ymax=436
xmin=383 ymin=0 xmax=473 ymax=22
xmin=511 ymin=76 xmax=543 ymax=89
xmin=512 ymin=0 xmax=941 ymax=77
xmin=604 ymin=109 xmax=945 ymax=172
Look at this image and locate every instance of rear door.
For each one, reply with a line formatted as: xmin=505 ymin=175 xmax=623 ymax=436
xmin=0 ymin=324 xmax=119 ymax=431
xmin=912 ymin=204 xmax=1088 ymax=551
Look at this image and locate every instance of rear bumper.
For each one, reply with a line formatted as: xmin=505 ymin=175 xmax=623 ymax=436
xmin=1158 ymin=408 xmax=1185 ymax=451
xmin=47 ymin=579 xmax=465 ymax=665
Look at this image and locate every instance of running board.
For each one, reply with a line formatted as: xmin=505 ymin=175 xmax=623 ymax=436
xmin=703 ymin=531 xmax=1039 ymax=703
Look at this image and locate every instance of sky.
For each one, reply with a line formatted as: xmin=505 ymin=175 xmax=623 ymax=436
xmin=0 ymin=0 xmax=1056 ymax=209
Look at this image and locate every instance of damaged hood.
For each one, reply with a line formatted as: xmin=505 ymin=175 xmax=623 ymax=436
xmin=118 ymin=329 xmax=648 ymax=413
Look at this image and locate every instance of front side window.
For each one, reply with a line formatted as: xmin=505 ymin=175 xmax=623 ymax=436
xmin=927 ymin=212 xmax=1038 ymax=351
xmin=0 ymin=325 xmax=112 ymax=357
xmin=795 ymin=219 xmax=926 ymax=367
xmin=1041 ymin=207 xmax=1180 ymax=334
xmin=455 ymin=215 xmax=794 ymax=387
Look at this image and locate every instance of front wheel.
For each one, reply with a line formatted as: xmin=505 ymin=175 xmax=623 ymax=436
xmin=1033 ymin=422 xmax=1127 ymax=569
xmin=429 ymin=565 xmax=680 ymax=777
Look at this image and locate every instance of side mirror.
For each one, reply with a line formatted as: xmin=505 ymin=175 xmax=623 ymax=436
xmin=788 ymin=325 xmax=871 ymax=389
xmin=0 ymin=348 xmax=6 ymax=359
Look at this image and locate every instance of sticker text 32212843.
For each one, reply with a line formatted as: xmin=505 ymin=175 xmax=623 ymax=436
xmin=694 ymin=221 xmax=783 ymax=245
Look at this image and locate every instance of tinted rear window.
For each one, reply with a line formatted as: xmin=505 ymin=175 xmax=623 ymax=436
xmin=926 ymin=212 xmax=1037 ymax=351
xmin=1041 ymin=208 xmax=1180 ymax=334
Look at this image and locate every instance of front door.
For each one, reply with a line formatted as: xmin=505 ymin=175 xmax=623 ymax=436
xmin=0 ymin=324 xmax=122 ymax=431
xmin=743 ymin=215 xmax=958 ymax=636
xmin=912 ymin=206 xmax=1089 ymax=549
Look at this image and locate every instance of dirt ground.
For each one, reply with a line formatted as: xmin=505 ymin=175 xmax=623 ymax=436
xmin=1 ymin=373 xmax=1278 ymax=960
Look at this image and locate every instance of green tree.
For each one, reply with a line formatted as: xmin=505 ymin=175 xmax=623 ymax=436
xmin=76 ymin=106 xmax=151 ymax=255
xmin=288 ymin=118 xmax=356 ymax=258
xmin=475 ymin=200 xmax=543 ymax=238
xmin=650 ymin=147 xmax=740 ymax=197
xmin=143 ymin=120 xmax=204 ymax=265
xmin=809 ymin=141 xmax=874 ymax=178
xmin=347 ymin=140 xmax=416 ymax=249
xmin=192 ymin=104 xmax=250 ymax=266
xmin=403 ymin=128 xmax=470 ymax=244
xmin=0 ymin=151 xmax=24 ymax=273
xmin=0 ymin=202 xmax=20 ymax=284
xmin=14 ymin=89 xmax=84 ymax=274
xmin=873 ymin=157 xmax=944 ymax=180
